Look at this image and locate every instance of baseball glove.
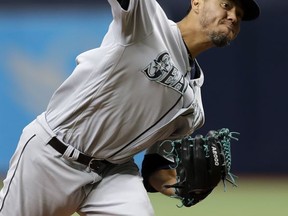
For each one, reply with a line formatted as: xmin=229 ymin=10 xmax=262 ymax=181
xmin=163 ymin=128 xmax=239 ymax=207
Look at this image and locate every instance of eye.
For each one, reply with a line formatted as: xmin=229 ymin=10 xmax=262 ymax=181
xmin=221 ymin=2 xmax=232 ymax=10
xmin=220 ymin=1 xmax=243 ymax=20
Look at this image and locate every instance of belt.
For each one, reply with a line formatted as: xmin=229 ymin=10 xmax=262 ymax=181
xmin=48 ymin=137 xmax=113 ymax=175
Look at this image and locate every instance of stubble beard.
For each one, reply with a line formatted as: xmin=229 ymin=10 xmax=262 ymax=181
xmin=209 ymin=31 xmax=231 ymax=47
xmin=200 ymin=14 xmax=231 ymax=47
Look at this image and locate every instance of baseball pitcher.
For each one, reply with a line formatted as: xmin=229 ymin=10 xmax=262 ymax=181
xmin=0 ymin=0 xmax=260 ymax=215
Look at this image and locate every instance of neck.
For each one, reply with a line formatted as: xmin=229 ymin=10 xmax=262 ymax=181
xmin=177 ymin=17 xmax=214 ymax=58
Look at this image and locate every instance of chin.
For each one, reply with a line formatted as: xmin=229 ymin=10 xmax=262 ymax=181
xmin=210 ymin=31 xmax=231 ymax=47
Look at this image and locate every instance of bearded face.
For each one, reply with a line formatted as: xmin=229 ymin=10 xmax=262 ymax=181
xmin=198 ymin=0 xmax=242 ymax=47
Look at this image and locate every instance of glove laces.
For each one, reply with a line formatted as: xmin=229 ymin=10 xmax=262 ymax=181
xmin=217 ymin=128 xmax=240 ymax=189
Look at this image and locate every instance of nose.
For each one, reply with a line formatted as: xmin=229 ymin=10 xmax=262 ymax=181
xmin=227 ymin=7 xmax=241 ymax=24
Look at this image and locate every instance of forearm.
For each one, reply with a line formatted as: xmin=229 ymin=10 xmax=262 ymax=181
xmin=148 ymin=169 xmax=177 ymax=196
xmin=141 ymin=153 xmax=177 ymax=195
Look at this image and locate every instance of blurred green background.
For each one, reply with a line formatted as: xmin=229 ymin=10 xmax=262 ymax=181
xmin=68 ymin=176 xmax=288 ymax=216
xmin=1 ymin=176 xmax=288 ymax=215
xmin=149 ymin=176 xmax=288 ymax=216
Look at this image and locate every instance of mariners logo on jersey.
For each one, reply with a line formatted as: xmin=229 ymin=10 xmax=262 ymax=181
xmin=141 ymin=52 xmax=188 ymax=95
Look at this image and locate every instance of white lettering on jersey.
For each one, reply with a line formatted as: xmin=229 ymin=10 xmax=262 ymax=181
xmin=142 ymin=52 xmax=187 ymax=95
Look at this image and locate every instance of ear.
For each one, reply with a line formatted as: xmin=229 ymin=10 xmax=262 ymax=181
xmin=191 ymin=0 xmax=200 ymax=14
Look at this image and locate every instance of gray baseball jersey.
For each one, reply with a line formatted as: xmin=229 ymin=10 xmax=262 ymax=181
xmin=44 ymin=0 xmax=205 ymax=163
xmin=0 ymin=1 xmax=205 ymax=215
